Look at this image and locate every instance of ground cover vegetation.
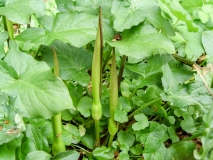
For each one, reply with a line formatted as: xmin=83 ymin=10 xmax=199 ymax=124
xmin=0 ymin=0 xmax=213 ymax=159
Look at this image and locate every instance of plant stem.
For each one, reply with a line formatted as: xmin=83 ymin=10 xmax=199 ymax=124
xmin=172 ymin=54 xmax=194 ymax=66
xmin=107 ymin=49 xmax=118 ymax=147
xmin=118 ymin=55 xmax=126 ymax=89
xmin=52 ymin=113 xmax=65 ymax=155
xmin=91 ymin=7 xmax=103 ymax=147
xmin=102 ymin=47 xmax=112 ymax=73
xmin=94 ymin=120 xmax=100 ymax=146
xmin=128 ymin=98 xmax=161 ymax=119
xmin=51 ymin=47 xmax=65 ymax=155
xmin=180 ymin=132 xmax=203 ymax=142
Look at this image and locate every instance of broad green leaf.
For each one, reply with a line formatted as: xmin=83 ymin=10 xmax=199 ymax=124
xmin=126 ymin=54 xmax=172 ymax=86
xmin=56 ymin=0 xmax=113 ymax=19
xmin=136 ymin=122 xmax=169 ymax=144
xmin=168 ymin=126 xmax=179 ymax=143
xmin=0 ymin=0 xmax=45 ymax=24
xmin=143 ymin=137 xmax=167 ymax=160
xmin=161 ymin=74 xmax=212 ymax=112
xmin=25 ymin=124 xmax=50 ymax=152
xmin=81 ymin=133 xmax=95 ymax=150
xmin=0 ymin=41 xmax=74 ymax=119
xmin=181 ymin=0 xmax=203 ymax=13
xmin=114 ymin=97 xmax=131 ymax=123
xmin=42 ymin=40 xmax=93 ymax=86
xmin=26 ymin=151 xmax=51 ymax=160
xmin=202 ymin=31 xmax=213 ymax=57
xmin=52 ymin=150 xmax=80 ymax=160
xmin=0 ymin=92 xmax=25 ymax=145
xmin=164 ymin=141 xmax=196 ymax=160
xmin=160 ymin=0 xmax=198 ymax=31
xmin=177 ymin=27 xmax=204 ymax=61
xmin=77 ymin=97 xmax=92 ymax=118
xmin=15 ymin=12 xmax=97 ymax=49
xmin=67 ymin=83 xmax=84 ymax=107
xmin=130 ymin=143 xmax=143 ymax=156
xmin=0 ymin=136 xmax=23 ymax=160
xmin=132 ymin=113 xmax=149 ymax=131
xmin=117 ymin=130 xmax=135 ymax=147
xmin=167 ymin=116 xmax=175 ymax=124
xmin=108 ymin=24 xmax=175 ymax=59
xmin=0 ymin=31 xmax=8 ymax=59
xmin=111 ymin=0 xmax=174 ymax=36
xmin=93 ymin=146 xmax=114 ymax=160
xmin=180 ymin=112 xmax=196 ymax=133
xmin=162 ymin=63 xmax=181 ymax=93
xmin=64 ymin=124 xmax=81 ymax=142
xmin=118 ymin=151 xmax=129 ymax=160
xmin=114 ymin=107 xmax=128 ymax=123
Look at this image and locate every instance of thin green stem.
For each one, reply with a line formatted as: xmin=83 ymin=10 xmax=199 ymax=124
xmin=102 ymin=48 xmax=112 ymax=73
xmin=108 ymin=135 xmax=114 ymax=147
xmin=172 ymin=54 xmax=194 ymax=66
xmin=94 ymin=120 xmax=100 ymax=146
xmin=128 ymin=98 xmax=161 ymax=119
xmin=118 ymin=55 xmax=126 ymax=89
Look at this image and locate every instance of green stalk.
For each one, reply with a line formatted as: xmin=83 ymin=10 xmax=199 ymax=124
xmin=91 ymin=7 xmax=103 ymax=146
xmin=108 ymin=48 xmax=118 ymax=147
xmin=118 ymin=55 xmax=127 ymax=89
xmin=6 ymin=18 xmax=14 ymax=40
xmin=51 ymin=47 xmax=65 ymax=155
xmin=128 ymin=98 xmax=161 ymax=119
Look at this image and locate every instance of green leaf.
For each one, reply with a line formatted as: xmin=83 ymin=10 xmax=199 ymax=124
xmin=26 ymin=151 xmax=51 ymax=160
xmin=25 ymin=124 xmax=50 ymax=152
xmin=15 ymin=12 xmax=97 ymax=49
xmin=0 ymin=41 xmax=74 ymax=119
xmin=0 ymin=0 xmax=45 ymax=24
xmin=81 ymin=133 xmax=95 ymax=150
xmin=52 ymin=150 xmax=80 ymax=160
xmin=164 ymin=141 xmax=196 ymax=160
xmin=114 ymin=107 xmax=128 ymax=123
xmin=162 ymin=63 xmax=181 ymax=93
xmin=136 ymin=122 xmax=169 ymax=144
xmin=108 ymin=24 xmax=175 ymax=59
xmin=168 ymin=127 xmax=179 ymax=143
xmin=181 ymin=0 xmax=203 ymax=13
xmin=130 ymin=143 xmax=143 ymax=156
xmin=0 ymin=136 xmax=23 ymax=160
xmin=118 ymin=151 xmax=129 ymax=160
xmin=0 ymin=31 xmax=8 ymax=59
xmin=64 ymin=124 xmax=81 ymax=142
xmin=180 ymin=112 xmax=196 ymax=133
xmin=132 ymin=113 xmax=149 ymax=131
xmin=178 ymin=28 xmax=204 ymax=61
xmin=117 ymin=130 xmax=135 ymax=147
xmin=161 ymin=74 xmax=212 ymax=112
xmin=93 ymin=146 xmax=114 ymax=160
xmin=202 ymin=31 xmax=213 ymax=57
xmin=41 ymin=40 xmax=93 ymax=86
xmin=77 ymin=97 xmax=92 ymax=118
xmin=160 ymin=0 xmax=198 ymax=31
xmin=0 ymin=92 xmax=25 ymax=145
xmin=111 ymin=0 xmax=174 ymax=36
xmin=143 ymin=137 xmax=167 ymax=160
xmin=125 ymin=54 xmax=172 ymax=87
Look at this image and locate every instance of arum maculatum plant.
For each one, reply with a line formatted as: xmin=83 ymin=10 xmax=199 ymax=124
xmin=91 ymin=6 xmax=103 ymax=147
xmin=108 ymin=48 xmax=118 ymax=147
xmin=51 ymin=47 xmax=65 ymax=155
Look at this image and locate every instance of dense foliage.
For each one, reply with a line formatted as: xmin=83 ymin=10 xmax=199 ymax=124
xmin=0 ymin=0 xmax=213 ymax=159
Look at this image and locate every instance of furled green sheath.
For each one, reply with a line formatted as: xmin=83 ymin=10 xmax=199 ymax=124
xmin=6 ymin=18 xmax=14 ymax=40
xmin=108 ymin=49 xmax=118 ymax=147
xmin=118 ymin=55 xmax=127 ymax=89
xmin=52 ymin=47 xmax=65 ymax=155
xmin=91 ymin=7 xmax=103 ymax=146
